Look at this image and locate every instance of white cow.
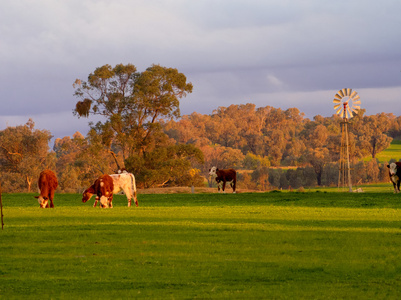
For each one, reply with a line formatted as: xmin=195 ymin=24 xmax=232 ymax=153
xmin=92 ymin=170 xmax=138 ymax=207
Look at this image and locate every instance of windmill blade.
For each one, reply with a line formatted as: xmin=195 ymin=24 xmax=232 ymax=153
xmin=332 ymin=89 xmax=360 ymax=120
xmin=351 ymin=107 xmax=359 ymax=114
xmin=347 ymin=106 xmax=353 ymax=118
xmin=350 ymin=91 xmax=357 ymax=99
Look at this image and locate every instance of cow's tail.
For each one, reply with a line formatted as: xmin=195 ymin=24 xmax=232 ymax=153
xmin=129 ymin=173 xmax=138 ymax=207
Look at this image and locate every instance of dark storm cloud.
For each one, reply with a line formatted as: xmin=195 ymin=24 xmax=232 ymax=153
xmin=0 ymin=0 xmax=400 ymax=140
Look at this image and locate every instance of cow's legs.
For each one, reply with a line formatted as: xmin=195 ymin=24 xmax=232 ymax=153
xmin=232 ymin=181 xmax=236 ymax=193
xmin=397 ymin=181 xmax=401 ymax=193
xmin=126 ymin=193 xmax=138 ymax=207
xmin=222 ymin=181 xmax=226 ymax=193
xmin=49 ymin=191 xmax=55 ymax=208
xmin=216 ymin=180 xmax=222 ymax=193
xmin=127 ymin=197 xmax=138 ymax=207
xmin=392 ymin=182 xmax=398 ymax=193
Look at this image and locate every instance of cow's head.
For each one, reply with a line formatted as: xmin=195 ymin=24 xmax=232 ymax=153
xmin=209 ymin=167 xmax=218 ymax=177
xmin=387 ymin=163 xmax=399 ymax=176
xmin=34 ymin=195 xmax=48 ymax=208
xmin=82 ymin=186 xmax=95 ymax=203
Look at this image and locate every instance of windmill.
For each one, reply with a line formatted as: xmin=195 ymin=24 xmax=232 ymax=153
xmin=333 ymin=88 xmax=361 ymax=192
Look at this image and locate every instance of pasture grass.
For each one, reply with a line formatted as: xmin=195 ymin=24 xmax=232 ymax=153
xmin=366 ymin=139 xmax=401 ymax=163
xmin=1 ymin=192 xmax=401 ymax=299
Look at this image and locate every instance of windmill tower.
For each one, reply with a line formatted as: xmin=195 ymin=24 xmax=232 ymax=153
xmin=333 ymin=88 xmax=361 ymax=192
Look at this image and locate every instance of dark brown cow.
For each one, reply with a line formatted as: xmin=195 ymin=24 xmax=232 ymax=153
xmin=82 ymin=174 xmax=114 ymax=208
xmin=209 ymin=166 xmax=237 ymax=193
xmin=387 ymin=162 xmax=401 ymax=193
xmin=34 ymin=170 xmax=58 ymax=208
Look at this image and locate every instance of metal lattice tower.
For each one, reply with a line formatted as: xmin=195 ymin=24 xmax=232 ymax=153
xmin=333 ymin=88 xmax=361 ymax=192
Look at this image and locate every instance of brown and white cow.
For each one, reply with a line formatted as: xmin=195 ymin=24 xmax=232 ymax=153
xmin=82 ymin=174 xmax=114 ymax=208
xmin=34 ymin=169 xmax=58 ymax=208
xmin=387 ymin=162 xmax=401 ymax=193
xmin=209 ymin=166 xmax=237 ymax=193
xmin=83 ymin=170 xmax=138 ymax=207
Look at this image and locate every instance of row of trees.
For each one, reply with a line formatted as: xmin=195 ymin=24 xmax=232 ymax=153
xmin=240 ymin=159 xmax=391 ymax=191
xmin=165 ymin=104 xmax=399 ymax=164
xmin=0 ymin=63 xmax=399 ymax=192
xmin=165 ymin=104 xmax=400 ymax=186
xmin=0 ymin=118 xmax=394 ymax=193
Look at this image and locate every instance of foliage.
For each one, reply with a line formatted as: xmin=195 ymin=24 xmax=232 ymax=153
xmin=53 ymin=130 xmax=116 ymax=190
xmin=352 ymin=111 xmax=393 ymax=158
xmin=0 ymin=119 xmax=55 ymax=192
xmin=125 ymin=143 xmax=204 ymax=188
xmin=374 ymin=140 xmax=401 ymax=163
xmin=243 ymin=152 xmax=270 ymax=170
xmin=1 ymin=99 xmax=401 ymax=191
xmin=71 ymin=63 xmax=196 ymax=187
xmin=251 ymin=166 xmax=270 ymax=190
xmin=166 ymin=105 xmax=401 ymax=187
xmin=73 ymin=63 xmax=193 ymax=158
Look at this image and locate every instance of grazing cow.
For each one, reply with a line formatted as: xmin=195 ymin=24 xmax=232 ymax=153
xmin=387 ymin=162 xmax=401 ymax=193
xmin=209 ymin=166 xmax=237 ymax=193
xmin=82 ymin=174 xmax=114 ymax=208
xmin=34 ymin=170 xmax=58 ymax=208
xmin=110 ymin=170 xmax=138 ymax=207
xmin=83 ymin=170 xmax=138 ymax=207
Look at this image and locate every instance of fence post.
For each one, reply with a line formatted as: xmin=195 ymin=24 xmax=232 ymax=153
xmin=0 ymin=181 xmax=3 ymax=230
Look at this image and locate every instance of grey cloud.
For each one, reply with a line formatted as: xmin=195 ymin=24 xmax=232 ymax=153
xmin=0 ymin=0 xmax=400 ymax=141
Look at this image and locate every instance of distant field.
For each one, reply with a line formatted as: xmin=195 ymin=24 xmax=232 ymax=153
xmin=371 ymin=139 xmax=401 ymax=163
xmin=1 ymin=192 xmax=401 ymax=299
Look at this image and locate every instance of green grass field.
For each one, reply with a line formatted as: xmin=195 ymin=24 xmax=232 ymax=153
xmin=1 ymin=192 xmax=401 ymax=299
xmin=369 ymin=139 xmax=401 ymax=163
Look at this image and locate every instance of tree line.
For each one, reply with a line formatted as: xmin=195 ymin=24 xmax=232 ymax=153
xmin=1 ymin=63 xmax=400 ymax=192
xmin=164 ymin=103 xmax=401 ymax=190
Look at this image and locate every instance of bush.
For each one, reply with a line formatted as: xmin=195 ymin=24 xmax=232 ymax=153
xmin=0 ymin=173 xmax=27 ymax=193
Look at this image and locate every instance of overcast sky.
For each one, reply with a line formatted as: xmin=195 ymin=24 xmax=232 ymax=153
xmin=1 ymin=0 xmax=400 ymax=141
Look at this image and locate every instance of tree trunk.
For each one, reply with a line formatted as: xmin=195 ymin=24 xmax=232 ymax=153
xmin=27 ymin=176 xmax=32 ymax=192
xmin=371 ymin=138 xmax=377 ymax=158
xmin=109 ymin=150 xmax=122 ymax=172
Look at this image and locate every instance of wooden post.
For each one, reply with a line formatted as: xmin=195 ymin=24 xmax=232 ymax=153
xmin=0 ymin=180 xmax=3 ymax=230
